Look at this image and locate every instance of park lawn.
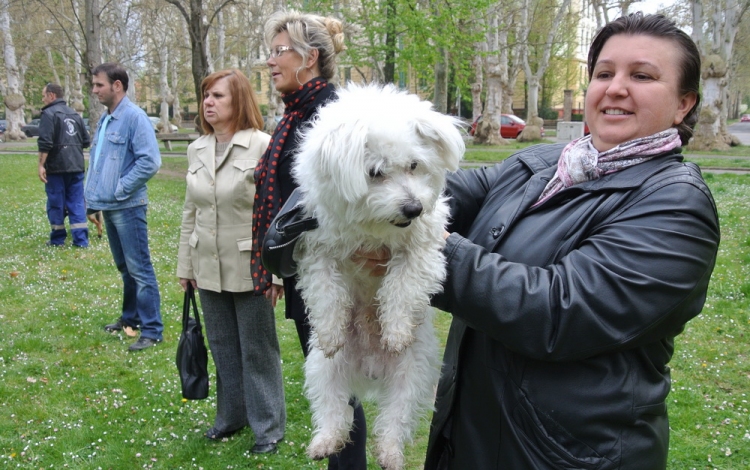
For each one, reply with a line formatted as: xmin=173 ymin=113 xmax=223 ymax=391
xmin=463 ymin=141 xmax=750 ymax=166
xmin=0 ymin=153 xmax=748 ymax=469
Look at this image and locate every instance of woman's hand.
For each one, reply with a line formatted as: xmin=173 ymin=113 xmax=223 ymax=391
xmin=265 ymin=283 xmax=285 ymax=308
xmin=179 ymin=278 xmax=197 ymax=291
xmin=351 ymin=247 xmax=391 ymax=277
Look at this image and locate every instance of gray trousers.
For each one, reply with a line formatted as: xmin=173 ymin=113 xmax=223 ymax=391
xmin=198 ymin=289 xmax=286 ymax=444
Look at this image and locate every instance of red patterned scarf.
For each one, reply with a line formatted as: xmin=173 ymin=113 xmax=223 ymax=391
xmin=251 ymin=78 xmax=331 ymax=293
xmin=534 ymin=128 xmax=681 ymax=206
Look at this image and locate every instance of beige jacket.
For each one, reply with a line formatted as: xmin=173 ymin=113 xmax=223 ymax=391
xmin=176 ymin=128 xmax=271 ymax=292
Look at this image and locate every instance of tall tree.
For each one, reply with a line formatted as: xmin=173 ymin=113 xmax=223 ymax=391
xmin=164 ymin=0 xmax=235 ymax=126
xmin=474 ymin=7 xmax=507 ymax=145
xmin=518 ymin=0 xmax=571 ymax=142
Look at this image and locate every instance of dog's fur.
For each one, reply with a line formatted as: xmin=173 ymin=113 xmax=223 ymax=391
xmin=292 ymin=83 xmax=465 ymax=469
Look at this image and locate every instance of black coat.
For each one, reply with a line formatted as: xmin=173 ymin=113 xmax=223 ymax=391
xmin=425 ymin=143 xmax=720 ymax=470
xmin=275 ymin=84 xmax=337 ymax=322
xmin=37 ymin=99 xmax=91 ymax=174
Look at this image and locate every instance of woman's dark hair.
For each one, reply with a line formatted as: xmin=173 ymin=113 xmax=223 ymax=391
xmin=588 ymin=12 xmax=701 ymax=145
xmin=92 ymin=63 xmax=130 ymax=92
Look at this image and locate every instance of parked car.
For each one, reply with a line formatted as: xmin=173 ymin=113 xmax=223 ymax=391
xmin=741 ymin=114 xmax=750 ymax=123
xmin=469 ymin=114 xmax=544 ymax=139
xmin=149 ymin=116 xmax=179 ymax=133
xmin=0 ymin=119 xmax=7 ymax=133
xmin=21 ymin=119 xmax=41 ymax=137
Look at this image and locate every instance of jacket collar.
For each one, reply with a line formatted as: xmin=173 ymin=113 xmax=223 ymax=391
xmin=193 ymin=128 xmax=256 ymax=150
xmin=192 ymin=128 xmax=258 ymax=173
xmin=41 ymin=98 xmax=66 ymax=111
xmin=107 ymin=95 xmax=132 ymax=121
xmin=519 ymin=145 xmax=685 ymax=192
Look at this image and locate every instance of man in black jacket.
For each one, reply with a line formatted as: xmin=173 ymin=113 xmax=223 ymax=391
xmin=37 ymin=83 xmax=91 ymax=247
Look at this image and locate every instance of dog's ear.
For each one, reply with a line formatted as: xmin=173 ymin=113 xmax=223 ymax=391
xmin=413 ymin=113 xmax=465 ymax=172
xmin=299 ymin=119 xmax=370 ymax=203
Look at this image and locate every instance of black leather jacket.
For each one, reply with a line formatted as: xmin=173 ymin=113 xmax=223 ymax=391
xmin=38 ymin=99 xmax=90 ymax=174
xmin=425 ymin=144 xmax=720 ymax=469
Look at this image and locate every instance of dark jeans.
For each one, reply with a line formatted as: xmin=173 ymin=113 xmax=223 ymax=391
xmin=45 ymin=172 xmax=88 ymax=247
xmin=295 ymin=318 xmax=367 ymax=470
xmin=103 ymin=205 xmax=163 ymax=340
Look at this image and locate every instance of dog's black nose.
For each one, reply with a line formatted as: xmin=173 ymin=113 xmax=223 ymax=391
xmin=402 ymin=201 xmax=423 ymax=219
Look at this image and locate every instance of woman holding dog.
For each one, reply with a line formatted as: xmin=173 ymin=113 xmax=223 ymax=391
xmin=344 ymin=12 xmax=718 ymax=469
xmin=252 ymin=10 xmax=369 ymax=470
xmin=414 ymin=13 xmax=720 ymax=470
xmin=176 ymin=69 xmax=285 ymax=454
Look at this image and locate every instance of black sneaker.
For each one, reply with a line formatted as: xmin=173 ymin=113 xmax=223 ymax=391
xmin=128 ymin=337 xmax=161 ymax=351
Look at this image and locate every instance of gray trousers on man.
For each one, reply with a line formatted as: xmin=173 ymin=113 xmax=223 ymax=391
xmin=198 ymin=289 xmax=286 ymax=445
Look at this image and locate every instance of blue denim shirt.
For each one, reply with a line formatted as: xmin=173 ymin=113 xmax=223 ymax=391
xmin=84 ymin=96 xmax=161 ymax=210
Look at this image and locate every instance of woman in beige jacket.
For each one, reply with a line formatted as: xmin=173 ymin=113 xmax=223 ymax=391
xmin=177 ymin=69 xmax=285 ymax=454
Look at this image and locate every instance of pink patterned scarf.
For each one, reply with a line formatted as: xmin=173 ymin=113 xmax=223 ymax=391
xmin=534 ymin=128 xmax=681 ymax=206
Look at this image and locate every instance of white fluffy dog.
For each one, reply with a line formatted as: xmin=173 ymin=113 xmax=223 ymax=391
xmin=291 ymin=83 xmax=465 ymax=469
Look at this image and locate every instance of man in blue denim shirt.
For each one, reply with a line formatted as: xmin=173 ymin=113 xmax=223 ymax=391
xmin=85 ymin=63 xmax=163 ymax=351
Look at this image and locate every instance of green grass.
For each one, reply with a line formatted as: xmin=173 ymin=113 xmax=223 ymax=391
xmin=687 ymin=157 xmax=750 ymax=170
xmin=0 ymin=153 xmax=748 ymax=469
xmin=463 ymin=142 xmax=750 ymax=169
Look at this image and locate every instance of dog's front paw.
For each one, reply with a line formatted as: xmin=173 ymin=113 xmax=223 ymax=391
xmin=315 ymin=330 xmax=345 ymax=358
xmin=307 ymin=433 xmax=346 ymax=461
xmin=380 ymin=327 xmax=415 ymax=354
xmin=375 ymin=440 xmax=405 ymax=470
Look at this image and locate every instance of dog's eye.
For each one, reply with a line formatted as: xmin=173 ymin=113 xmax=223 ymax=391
xmin=368 ymin=168 xmax=384 ymax=178
xmin=410 ymin=162 xmax=418 ymax=171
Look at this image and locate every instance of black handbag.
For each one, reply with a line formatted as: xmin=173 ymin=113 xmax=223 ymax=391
xmin=176 ymin=284 xmax=209 ymax=400
xmin=261 ymin=188 xmax=318 ymax=279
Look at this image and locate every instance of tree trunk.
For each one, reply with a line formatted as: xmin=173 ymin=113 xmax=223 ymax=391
xmin=689 ymin=0 xmax=749 ymax=150
xmin=216 ymin=10 xmax=225 ymax=70
xmin=471 ymin=43 xmax=484 ymax=121
xmin=159 ymin=49 xmax=172 ymax=133
xmin=165 ymin=0 xmax=236 ymax=132
xmin=68 ymin=0 xmax=86 ymax=115
xmin=85 ymin=0 xmax=103 ymax=135
xmin=502 ymin=4 xmax=522 ymax=114
xmin=383 ymin=0 xmax=397 ymax=84
xmin=1 ymin=0 xmax=26 ymax=141
xmin=46 ymin=47 xmax=62 ymax=88
xmin=171 ymin=59 xmax=182 ymax=124
xmin=519 ymin=0 xmax=570 ymax=142
xmin=475 ymin=11 xmax=507 ymax=146
xmin=433 ymin=47 xmax=449 ymax=114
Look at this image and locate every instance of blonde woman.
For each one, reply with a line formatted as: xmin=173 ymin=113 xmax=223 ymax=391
xmin=251 ymin=10 xmax=364 ymax=469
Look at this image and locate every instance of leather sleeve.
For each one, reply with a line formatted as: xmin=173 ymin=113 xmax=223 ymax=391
xmin=434 ymin=168 xmax=720 ymax=362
